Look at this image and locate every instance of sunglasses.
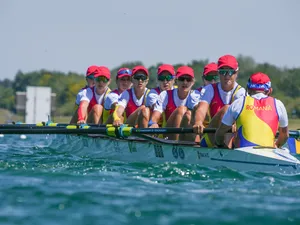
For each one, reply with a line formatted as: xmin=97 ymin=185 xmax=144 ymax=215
xmin=204 ymin=75 xmax=220 ymax=81
xmin=177 ymin=76 xmax=193 ymax=82
xmin=218 ymin=69 xmax=237 ymax=76
xmin=86 ymin=75 xmax=94 ymax=80
xmin=95 ymin=76 xmax=109 ymax=83
xmin=158 ymin=75 xmax=174 ymax=81
xmin=118 ymin=69 xmax=132 ymax=76
xmin=133 ymin=74 xmax=148 ymax=81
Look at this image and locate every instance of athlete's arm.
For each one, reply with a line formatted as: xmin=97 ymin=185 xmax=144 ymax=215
xmin=77 ymin=89 xmax=92 ymax=124
xmin=112 ymin=105 xmax=125 ymax=126
xmin=275 ymin=99 xmax=289 ymax=147
xmin=276 ymin=126 xmax=289 ymax=148
xmin=148 ymin=111 xmax=162 ymax=128
xmin=77 ymin=100 xmax=89 ymax=124
xmin=192 ymin=101 xmax=209 ymax=134
xmin=148 ymin=91 xmax=167 ymax=128
xmin=215 ymin=123 xmax=232 ymax=147
xmin=192 ymin=85 xmax=213 ymax=133
xmin=146 ymin=89 xmax=159 ymax=109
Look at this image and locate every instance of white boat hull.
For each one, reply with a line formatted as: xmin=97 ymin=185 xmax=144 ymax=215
xmin=47 ymin=134 xmax=300 ymax=174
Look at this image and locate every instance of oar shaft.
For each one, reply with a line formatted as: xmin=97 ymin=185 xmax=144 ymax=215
xmin=131 ymin=127 xmax=217 ymax=134
xmin=0 ymin=127 xmax=107 ymax=135
xmin=0 ymin=123 xmax=107 ymax=129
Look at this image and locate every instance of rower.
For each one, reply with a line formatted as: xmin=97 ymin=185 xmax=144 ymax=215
xmin=77 ymin=66 xmax=111 ymax=124
xmin=179 ymin=62 xmax=219 ymax=140
xmin=183 ymin=55 xmax=246 ymax=146
xmin=113 ymin=65 xmax=149 ymax=127
xmin=137 ymin=64 xmax=175 ymax=128
xmin=197 ymin=62 xmax=219 ymax=92
xmin=70 ymin=65 xmax=97 ymax=124
xmin=148 ymin=66 xmax=195 ymax=140
xmin=215 ymin=72 xmax=289 ymax=148
xmin=104 ymin=68 xmax=132 ymax=124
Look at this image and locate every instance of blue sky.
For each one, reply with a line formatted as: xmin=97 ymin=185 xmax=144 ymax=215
xmin=1 ymin=0 xmax=299 ymax=80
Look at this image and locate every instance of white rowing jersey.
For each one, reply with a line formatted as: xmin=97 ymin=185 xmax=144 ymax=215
xmin=80 ymin=87 xmax=108 ymax=104
xmin=75 ymin=86 xmax=88 ymax=105
xmin=153 ymin=88 xmax=190 ymax=113
xmin=187 ymin=82 xmax=246 ymax=110
xmin=104 ymin=90 xmax=121 ymax=110
xmin=117 ymin=88 xmax=148 ymax=108
xmin=145 ymin=86 xmax=175 ymax=108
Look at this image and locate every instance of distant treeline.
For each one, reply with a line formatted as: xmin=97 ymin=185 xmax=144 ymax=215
xmin=1 ymin=55 xmax=300 ymax=117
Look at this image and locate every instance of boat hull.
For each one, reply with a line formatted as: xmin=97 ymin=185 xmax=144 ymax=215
xmin=48 ymin=134 xmax=300 ymax=174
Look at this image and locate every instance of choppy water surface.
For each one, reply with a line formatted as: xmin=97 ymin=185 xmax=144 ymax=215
xmin=0 ymin=134 xmax=300 ymax=225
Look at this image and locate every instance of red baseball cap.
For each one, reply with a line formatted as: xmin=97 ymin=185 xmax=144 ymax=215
xmin=86 ymin=65 xmax=99 ymax=77
xmin=117 ymin=68 xmax=132 ymax=78
xmin=157 ymin=64 xmax=175 ymax=76
xmin=217 ymin=55 xmax=239 ymax=70
xmin=93 ymin=66 xmax=111 ymax=79
xmin=132 ymin=65 xmax=149 ymax=76
xmin=176 ymin=66 xmax=194 ymax=78
xmin=247 ymin=72 xmax=271 ymax=91
xmin=203 ymin=63 xmax=218 ymax=76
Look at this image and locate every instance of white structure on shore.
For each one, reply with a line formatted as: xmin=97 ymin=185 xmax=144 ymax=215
xmin=16 ymin=86 xmax=56 ymax=123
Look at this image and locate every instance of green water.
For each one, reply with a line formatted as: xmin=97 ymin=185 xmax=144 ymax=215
xmin=0 ymin=135 xmax=300 ymax=225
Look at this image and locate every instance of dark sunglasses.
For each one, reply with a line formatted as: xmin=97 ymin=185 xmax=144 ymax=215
xmin=218 ymin=69 xmax=237 ymax=76
xmin=86 ymin=75 xmax=94 ymax=80
xmin=158 ymin=75 xmax=174 ymax=81
xmin=95 ymin=76 xmax=109 ymax=83
xmin=177 ymin=76 xmax=193 ymax=82
xmin=133 ymin=74 xmax=148 ymax=81
xmin=204 ymin=75 xmax=220 ymax=82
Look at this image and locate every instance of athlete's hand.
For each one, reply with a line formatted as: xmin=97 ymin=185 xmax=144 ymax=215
xmin=77 ymin=120 xmax=86 ymax=124
xmin=113 ymin=119 xmax=123 ymax=127
xmin=193 ymin=123 xmax=205 ymax=134
xmin=149 ymin=123 xmax=159 ymax=128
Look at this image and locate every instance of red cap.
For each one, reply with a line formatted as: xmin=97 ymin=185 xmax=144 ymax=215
xmin=157 ymin=64 xmax=175 ymax=76
xmin=217 ymin=55 xmax=239 ymax=70
xmin=132 ymin=65 xmax=149 ymax=76
xmin=203 ymin=63 xmax=218 ymax=76
xmin=86 ymin=65 xmax=99 ymax=77
xmin=247 ymin=72 xmax=271 ymax=91
xmin=117 ymin=68 xmax=132 ymax=78
xmin=176 ymin=66 xmax=194 ymax=78
xmin=93 ymin=66 xmax=111 ymax=79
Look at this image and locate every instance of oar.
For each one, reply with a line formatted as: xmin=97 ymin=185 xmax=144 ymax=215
xmin=0 ymin=126 xmax=108 ymax=135
xmin=0 ymin=123 xmax=108 ymax=129
xmin=106 ymin=126 xmax=217 ymax=138
xmin=1 ymin=125 xmax=300 ymax=138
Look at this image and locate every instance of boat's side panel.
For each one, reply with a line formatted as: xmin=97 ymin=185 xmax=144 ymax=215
xmin=48 ymin=135 xmax=300 ymax=173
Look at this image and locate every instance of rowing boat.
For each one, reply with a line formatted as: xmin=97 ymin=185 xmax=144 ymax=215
xmin=1 ymin=123 xmax=300 ymax=174
xmin=47 ymin=133 xmax=300 ymax=174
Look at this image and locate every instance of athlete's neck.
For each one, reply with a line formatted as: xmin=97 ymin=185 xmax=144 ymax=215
xmin=95 ymin=87 xmax=106 ymax=95
xmin=117 ymin=88 xmax=126 ymax=94
xmin=220 ymin=83 xmax=235 ymax=92
xmin=177 ymin=89 xmax=189 ymax=100
xmin=134 ymin=87 xmax=145 ymax=99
